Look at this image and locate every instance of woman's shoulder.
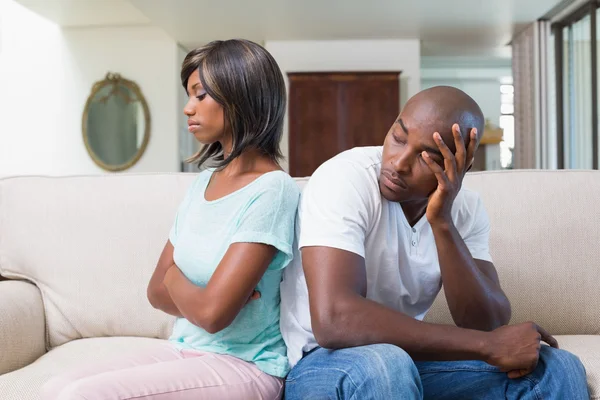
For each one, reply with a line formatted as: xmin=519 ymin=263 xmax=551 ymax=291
xmin=179 ymin=169 xmax=212 ymax=200
xmin=251 ymin=171 xmax=300 ymax=203
xmin=188 ymin=169 xmax=213 ymax=185
xmin=257 ymin=170 xmax=299 ymax=188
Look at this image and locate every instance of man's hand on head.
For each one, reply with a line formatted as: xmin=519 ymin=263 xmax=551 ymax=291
xmin=423 ymin=123 xmax=478 ymax=226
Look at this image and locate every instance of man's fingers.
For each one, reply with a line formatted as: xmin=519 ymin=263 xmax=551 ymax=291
xmin=507 ymin=368 xmax=530 ymax=379
xmin=536 ymin=325 xmax=559 ymax=348
xmin=508 ymin=355 xmax=538 ymax=379
xmin=422 ymin=151 xmax=450 ymax=188
xmin=433 ymin=132 xmax=457 ymax=181
xmin=452 ymin=124 xmax=466 ymax=174
xmin=465 ymin=128 xmax=478 ymax=171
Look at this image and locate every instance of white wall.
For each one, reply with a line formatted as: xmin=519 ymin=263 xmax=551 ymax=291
xmin=421 ymin=67 xmax=512 ymax=127
xmin=0 ymin=0 xmax=180 ymax=176
xmin=62 ymin=26 xmax=180 ymax=174
xmin=265 ymin=39 xmax=421 ymax=172
xmin=0 ymin=0 xmax=66 ymax=175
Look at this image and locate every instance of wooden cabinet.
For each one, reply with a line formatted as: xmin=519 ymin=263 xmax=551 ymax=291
xmin=288 ymin=72 xmax=401 ymax=177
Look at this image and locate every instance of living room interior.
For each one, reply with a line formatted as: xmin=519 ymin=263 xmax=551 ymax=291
xmin=1 ymin=0 xmax=600 ymax=399
xmin=2 ymin=0 xmax=587 ymax=177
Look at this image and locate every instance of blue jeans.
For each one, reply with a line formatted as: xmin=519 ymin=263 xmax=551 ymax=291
xmin=284 ymin=344 xmax=590 ymax=400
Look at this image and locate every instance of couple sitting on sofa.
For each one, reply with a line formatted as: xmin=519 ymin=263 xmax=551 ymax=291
xmin=41 ymin=39 xmax=589 ymax=400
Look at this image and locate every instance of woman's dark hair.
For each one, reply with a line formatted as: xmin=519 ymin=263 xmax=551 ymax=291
xmin=181 ymin=39 xmax=286 ymax=169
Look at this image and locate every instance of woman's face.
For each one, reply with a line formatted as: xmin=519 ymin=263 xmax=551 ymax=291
xmin=184 ymin=69 xmax=228 ymax=147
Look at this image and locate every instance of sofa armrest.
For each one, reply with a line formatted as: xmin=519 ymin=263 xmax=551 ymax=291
xmin=0 ymin=280 xmax=46 ymax=375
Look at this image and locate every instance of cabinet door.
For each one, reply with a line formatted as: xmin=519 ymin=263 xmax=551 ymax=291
xmin=288 ymin=75 xmax=340 ymax=177
xmin=341 ymin=74 xmax=400 ymax=149
xmin=288 ymin=73 xmax=400 ymax=177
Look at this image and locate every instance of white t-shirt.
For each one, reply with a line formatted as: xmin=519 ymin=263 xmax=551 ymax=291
xmin=280 ymin=146 xmax=493 ymax=367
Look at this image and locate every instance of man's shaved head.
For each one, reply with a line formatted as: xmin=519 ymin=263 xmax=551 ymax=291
xmin=402 ymin=86 xmax=485 ymax=144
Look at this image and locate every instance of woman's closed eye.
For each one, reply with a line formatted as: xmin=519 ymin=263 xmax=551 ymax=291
xmin=196 ymin=92 xmax=207 ymax=101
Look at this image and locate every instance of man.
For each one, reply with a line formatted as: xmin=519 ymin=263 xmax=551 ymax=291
xmin=281 ymin=86 xmax=589 ymax=399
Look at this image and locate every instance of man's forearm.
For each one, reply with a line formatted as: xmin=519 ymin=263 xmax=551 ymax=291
xmin=319 ymin=293 xmax=491 ymax=362
xmin=432 ymin=221 xmax=510 ymax=330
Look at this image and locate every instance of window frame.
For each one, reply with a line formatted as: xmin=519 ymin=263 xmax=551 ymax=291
xmin=553 ymin=0 xmax=599 ymax=169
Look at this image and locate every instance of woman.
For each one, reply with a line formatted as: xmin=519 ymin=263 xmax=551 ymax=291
xmin=42 ymin=39 xmax=299 ymax=400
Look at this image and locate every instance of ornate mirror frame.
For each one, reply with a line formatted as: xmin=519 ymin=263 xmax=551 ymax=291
xmin=82 ymin=73 xmax=151 ymax=172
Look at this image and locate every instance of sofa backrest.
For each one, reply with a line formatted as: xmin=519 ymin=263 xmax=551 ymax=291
xmin=0 ymin=170 xmax=598 ymax=349
xmin=425 ymin=170 xmax=600 ymax=335
xmin=0 ymin=174 xmax=195 ymax=348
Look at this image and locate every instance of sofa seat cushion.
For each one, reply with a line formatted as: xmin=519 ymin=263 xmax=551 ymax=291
xmin=0 ymin=335 xmax=596 ymax=399
xmin=556 ymin=335 xmax=600 ymax=399
xmin=0 ymin=337 xmax=166 ymax=400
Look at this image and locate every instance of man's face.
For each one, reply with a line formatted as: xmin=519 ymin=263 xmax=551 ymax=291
xmin=379 ymin=109 xmax=468 ymax=203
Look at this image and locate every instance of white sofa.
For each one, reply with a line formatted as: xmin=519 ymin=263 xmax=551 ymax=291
xmin=0 ymin=170 xmax=599 ymax=399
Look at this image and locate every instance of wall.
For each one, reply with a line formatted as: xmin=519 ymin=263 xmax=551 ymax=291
xmin=265 ymin=39 xmax=421 ymax=172
xmin=421 ymin=67 xmax=512 ymax=128
xmin=0 ymin=0 xmax=66 ymax=176
xmin=177 ymin=44 xmax=203 ymax=172
xmin=0 ymin=0 xmax=180 ymax=176
xmin=61 ymin=26 xmax=180 ymax=175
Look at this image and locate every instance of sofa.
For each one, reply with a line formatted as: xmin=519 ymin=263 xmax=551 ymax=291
xmin=0 ymin=170 xmax=598 ymax=399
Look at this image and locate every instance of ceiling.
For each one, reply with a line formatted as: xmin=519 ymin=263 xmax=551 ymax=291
xmin=16 ymin=0 xmax=563 ymax=57
xmin=13 ymin=0 xmax=151 ymax=26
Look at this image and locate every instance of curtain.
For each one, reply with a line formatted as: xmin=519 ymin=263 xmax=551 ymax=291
xmin=512 ymin=21 xmax=554 ymax=169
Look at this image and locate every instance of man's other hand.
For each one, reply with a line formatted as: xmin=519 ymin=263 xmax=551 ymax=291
xmin=484 ymin=322 xmax=559 ymax=379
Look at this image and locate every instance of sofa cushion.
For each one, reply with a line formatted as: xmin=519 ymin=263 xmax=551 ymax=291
xmin=0 ymin=336 xmax=166 ymax=400
xmin=426 ymin=170 xmax=600 ymax=335
xmin=0 ymin=174 xmax=196 ymax=347
xmin=555 ymin=335 xmax=600 ymax=399
xmin=0 ymin=175 xmax=310 ymax=349
xmin=1 ymin=336 xmax=596 ymax=400
xmin=0 ymin=281 xmax=46 ymax=374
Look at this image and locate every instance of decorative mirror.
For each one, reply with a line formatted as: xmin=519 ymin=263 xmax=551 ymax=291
xmin=82 ymin=73 xmax=150 ymax=171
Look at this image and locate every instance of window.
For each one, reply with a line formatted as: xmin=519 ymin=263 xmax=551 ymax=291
xmin=553 ymin=1 xmax=599 ymax=169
